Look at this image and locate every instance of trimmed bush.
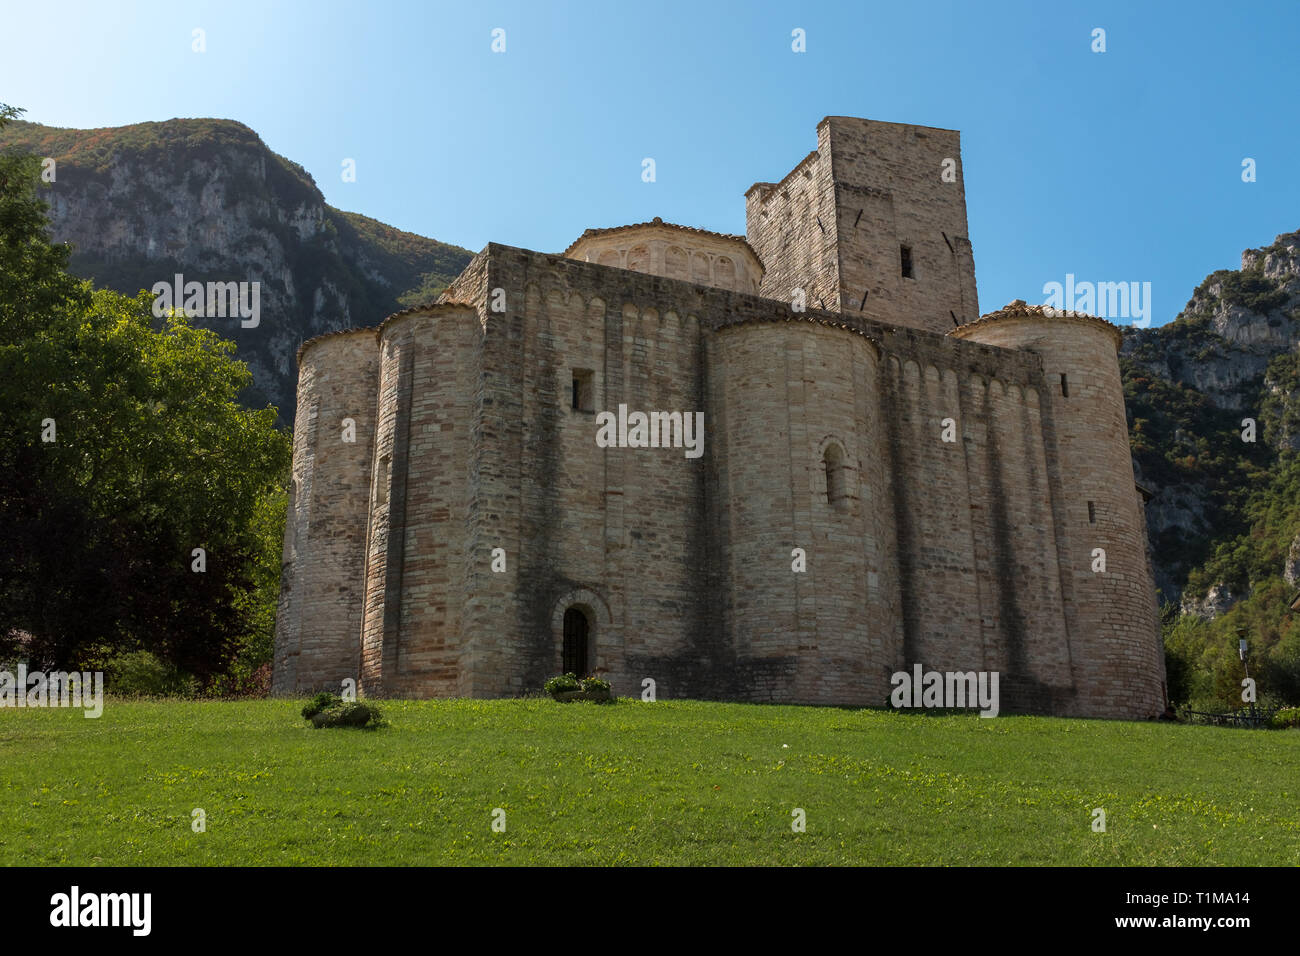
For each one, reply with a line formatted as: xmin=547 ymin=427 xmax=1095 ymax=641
xmin=544 ymin=673 xmax=581 ymax=695
xmin=309 ymin=701 xmax=382 ymax=729
xmin=301 ymin=692 xmax=341 ymax=719
xmin=301 ymin=694 xmax=384 ymax=729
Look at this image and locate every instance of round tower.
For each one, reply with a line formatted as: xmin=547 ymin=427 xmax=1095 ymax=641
xmin=952 ymin=301 xmax=1165 ymax=719
xmin=360 ymin=305 xmax=479 ymax=698
xmin=709 ymin=315 xmax=893 ymax=705
xmin=272 ymin=329 xmax=379 ymax=695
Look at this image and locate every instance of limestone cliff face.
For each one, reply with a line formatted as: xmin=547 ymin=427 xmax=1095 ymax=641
xmin=0 ymin=118 xmax=472 ymax=415
xmin=1121 ymin=230 xmax=1300 ymax=607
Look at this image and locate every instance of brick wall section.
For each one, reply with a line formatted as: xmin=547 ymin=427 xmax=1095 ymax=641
xmin=465 ymin=250 xmax=716 ymax=699
xmin=271 ymin=330 xmax=377 ymax=694
xmin=709 ymin=322 xmax=892 ymax=704
xmin=824 ymin=117 xmax=979 ymax=330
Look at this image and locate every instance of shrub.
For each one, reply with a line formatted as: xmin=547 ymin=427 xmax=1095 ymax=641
xmin=301 ymin=692 xmax=341 ymax=719
xmin=1269 ymin=707 xmax=1300 ymax=730
xmin=580 ymin=676 xmax=611 ymax=695
xmin=544 ymin=673 xmax=581 ymax=695
xmin=104 ymin=650 xmax=198 ymax=697
xmin=309 ymin=701 xmax=383 ymax=729
xmin=301 ymin=694 xmax=384 ymax=729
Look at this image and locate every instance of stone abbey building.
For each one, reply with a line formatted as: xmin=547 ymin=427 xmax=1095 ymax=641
xmin=272 ymin=117 xmax=1167 ymax=719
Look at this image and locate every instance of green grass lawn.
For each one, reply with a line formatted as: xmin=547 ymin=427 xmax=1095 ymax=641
xmin=2 ymin=697 xmax=1297 ymax=865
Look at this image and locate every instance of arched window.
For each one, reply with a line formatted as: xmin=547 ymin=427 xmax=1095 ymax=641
xmin=562 ymin=607 xmax=590 ymax=676
xmin=824 ymin=443 xmax=848 ymax=511
xmin=715 ymin=256 xmax=736 ymax=289
xmin=665 ymin=245 xmax=688 ymax=280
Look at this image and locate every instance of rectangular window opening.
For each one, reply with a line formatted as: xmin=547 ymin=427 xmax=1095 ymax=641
xmin=572 ymin=369 xmax=594 ymax=412
xmin=900 ymin=244 xmax=914 ymax=279
xmin=1060 ymin=373 xmax=1069 ymax=397
xmin=1088 ymin=500 xmax=1096 ymax=524
xmin=376 ymin=455 xmax=390 ymax=507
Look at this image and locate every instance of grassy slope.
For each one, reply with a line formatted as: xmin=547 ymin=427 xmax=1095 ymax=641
xmin=2 ymin=699 xmax=1297 ymax=866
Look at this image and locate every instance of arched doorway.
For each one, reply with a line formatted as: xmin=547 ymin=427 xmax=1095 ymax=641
xmin=562 ymin=607 xmax=590 ymax=676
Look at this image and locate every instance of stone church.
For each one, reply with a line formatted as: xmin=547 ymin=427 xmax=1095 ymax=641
xmin=272 ymin=116 xmax=1167 ymax=719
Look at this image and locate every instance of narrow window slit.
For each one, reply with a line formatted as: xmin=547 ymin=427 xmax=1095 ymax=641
xmin=572 ymin=369 xmax=594 ymax=411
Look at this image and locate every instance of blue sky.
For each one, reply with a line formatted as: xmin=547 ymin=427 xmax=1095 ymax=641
xmin=3 ymin=0 xmax=1297 ymax=326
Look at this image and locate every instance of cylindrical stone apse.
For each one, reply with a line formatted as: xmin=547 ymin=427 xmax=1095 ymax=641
xmin=272 ymin=329 xmax=379 ymax=695
xmin=360 ymin=305 xmax=479 ymax=698
xmin=952 ymin=302 xmax=1166 ymax=719
xmin=710 ymin=318 xmax=892 ymax=705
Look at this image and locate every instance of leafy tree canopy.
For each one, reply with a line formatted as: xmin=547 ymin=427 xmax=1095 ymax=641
xmin=0 ymin=103 xmax=290 ymax=687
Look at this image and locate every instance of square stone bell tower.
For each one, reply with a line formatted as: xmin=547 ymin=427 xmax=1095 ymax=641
xmin=745 ymin=116 xmax=979 ymax=333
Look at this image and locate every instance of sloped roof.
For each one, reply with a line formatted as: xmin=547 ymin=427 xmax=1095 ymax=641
xmin=950 ymin=299 xmax=1124 ymax=345
xmin=563 ymin=216 xmax=762 ymax=268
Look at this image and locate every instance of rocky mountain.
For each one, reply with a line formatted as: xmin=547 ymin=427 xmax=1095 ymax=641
xmin=1121 ymin=230 xmax=1300 ymax=610
xmin=0 ymin=118 xmax=473 ymax=414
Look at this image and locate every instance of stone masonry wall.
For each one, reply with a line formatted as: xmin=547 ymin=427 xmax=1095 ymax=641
xmin=823 ymin=117 xmax=979 ymax=331
xmin=955 ymin=313 xmax=1167 ymax=717
xmin=466 ymin=247 xmax=714 ymax=699
xmin=360 ymin=306 xmax=479 ymax=697
xmin=272 ymin=330 xmax=377 ymax=694
xmin=277 ymin=243 xmax=1166 ymax=719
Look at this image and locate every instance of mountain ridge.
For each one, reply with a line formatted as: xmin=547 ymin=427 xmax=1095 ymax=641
xmin=0 ymin=116 xmax=473 ymax=413
xmin=1121 ymin=229 xmax=1300 ymax=614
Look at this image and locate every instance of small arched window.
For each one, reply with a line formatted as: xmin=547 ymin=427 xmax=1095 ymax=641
xmin=824 ymin=443 xmax=848 ymax=512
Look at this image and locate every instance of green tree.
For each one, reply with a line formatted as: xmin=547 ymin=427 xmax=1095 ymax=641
xmin=0 ymin=103 xmax=290 ymax=686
